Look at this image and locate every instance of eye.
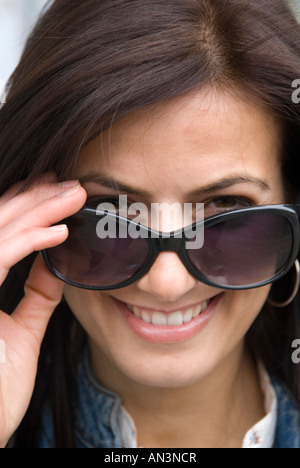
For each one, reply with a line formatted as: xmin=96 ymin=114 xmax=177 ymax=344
xmin=205 ymin=196 xmax=253 ymax=217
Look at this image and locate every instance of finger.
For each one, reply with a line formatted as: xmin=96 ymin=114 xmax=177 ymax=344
xmin=0 ymin=183 xmax=87 ymax=242
xmin=0 ymin=224 xmax=68 ymax=285
xmin=12 ymin=255 xmax=65 ymax=343
xmin=0 ymin=179 xmax=83 ymax=228
xmin=0 ymin=172 xmax=57 ymax=209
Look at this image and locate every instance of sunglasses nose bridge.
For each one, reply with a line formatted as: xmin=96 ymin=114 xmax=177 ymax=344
xmin=154 ymin=236 xmax=183 ymax=253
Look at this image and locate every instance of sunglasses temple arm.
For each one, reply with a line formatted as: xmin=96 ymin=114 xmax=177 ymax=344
xmin=294 ymin=205 xmax=300 ymax=256
xmin=294 ymin=204 xmax=300 ymax=221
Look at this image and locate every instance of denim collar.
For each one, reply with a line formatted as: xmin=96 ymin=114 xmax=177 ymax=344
xmin=75 ymin=348 xmax=125 ymax=448
xmin=271 ymin=376 xmax=300 ymax=448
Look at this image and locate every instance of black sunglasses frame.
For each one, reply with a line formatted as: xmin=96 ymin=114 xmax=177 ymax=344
xmin=40 ymin=204 xmax=300 ymax=291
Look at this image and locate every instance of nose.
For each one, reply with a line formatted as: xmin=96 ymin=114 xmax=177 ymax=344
xmin=137 ymin=251 xmax=198 ymax=302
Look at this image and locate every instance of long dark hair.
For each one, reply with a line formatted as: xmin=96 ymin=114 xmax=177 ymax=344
xmin=0 ymin=0 xmax=300 ymax=447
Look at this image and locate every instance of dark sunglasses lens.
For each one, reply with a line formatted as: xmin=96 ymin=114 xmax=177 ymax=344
xmin=187 ymin=213 xmax=293 ymax=287
xmin=44 ymin=212 xmax=150 ymax=288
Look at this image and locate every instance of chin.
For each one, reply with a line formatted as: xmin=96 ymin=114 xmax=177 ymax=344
xmin=107 ymin=346 xmax=220 ymax=389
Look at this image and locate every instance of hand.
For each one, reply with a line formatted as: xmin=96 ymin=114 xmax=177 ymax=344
xmin=0 ymin=174 xmax=86 ymax=447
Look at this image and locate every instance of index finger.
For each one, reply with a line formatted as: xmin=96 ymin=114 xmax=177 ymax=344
xmin=0 ymin=173 xmax=57 ymax=208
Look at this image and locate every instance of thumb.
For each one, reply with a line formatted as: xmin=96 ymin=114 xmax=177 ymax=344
xmin=12 ymin=254 xmax=64 ymax=344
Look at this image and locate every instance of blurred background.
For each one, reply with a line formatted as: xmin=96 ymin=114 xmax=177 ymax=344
xmin=0 ymin=0 xmax=49 ymax=85
xmin=0 ymin=0 xmax=300 ymax=96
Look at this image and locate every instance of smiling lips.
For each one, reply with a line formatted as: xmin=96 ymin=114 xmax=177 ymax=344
xmin=126 ymin=300 xmax=212 ymax=327
xmin=115 ymin=295 xmax=221 ymax=344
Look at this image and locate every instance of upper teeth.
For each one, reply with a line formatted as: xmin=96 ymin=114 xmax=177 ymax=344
xmin=126 ymin=302 xmax=209 ymax=326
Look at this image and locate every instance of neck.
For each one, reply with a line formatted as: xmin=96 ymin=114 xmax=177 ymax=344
xmin=89 ymin=340 xmax=265 ymax=448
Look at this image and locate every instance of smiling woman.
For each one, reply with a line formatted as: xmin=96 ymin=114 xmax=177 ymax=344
xmin=0 ymin=0 xmax=299 ymax=449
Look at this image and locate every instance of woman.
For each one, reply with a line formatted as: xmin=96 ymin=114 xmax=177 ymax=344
xmin=0 ymin=0 xmax=300 ymax=448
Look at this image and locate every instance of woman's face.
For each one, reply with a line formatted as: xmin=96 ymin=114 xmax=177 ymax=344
xmin=65 ymin=89 xmax=284 ymax=389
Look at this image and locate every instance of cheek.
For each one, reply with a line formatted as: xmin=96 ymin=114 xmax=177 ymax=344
xmin=220 ymin=286 xmax=271 ymax=339
xmin=63 ymin=286 xmax=107 ymax=338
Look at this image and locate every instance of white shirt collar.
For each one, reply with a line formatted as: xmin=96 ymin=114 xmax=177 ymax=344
xmin=242 ymin=362 xmax=277 ymax=448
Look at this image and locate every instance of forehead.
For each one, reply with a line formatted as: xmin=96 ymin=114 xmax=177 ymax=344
xmin=76 ymin=89 xmax=283 ymax=199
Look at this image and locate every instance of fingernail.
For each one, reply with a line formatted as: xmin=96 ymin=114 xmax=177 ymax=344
xmin=58 ymin=180 xmax=80 ymax=188
xmin=49 ymin=224 xmax=68 ymax=232
xmin=59 ymin=181 xmax=81 ymax=197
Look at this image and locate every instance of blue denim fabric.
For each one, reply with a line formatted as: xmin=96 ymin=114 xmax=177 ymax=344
xmin=38 ymin=350 xmax=300 ymax=448
xmin=39 ymin=350 xmax=125 ymax=448
xmin=272 ymin=377 xmax=300 ymax=448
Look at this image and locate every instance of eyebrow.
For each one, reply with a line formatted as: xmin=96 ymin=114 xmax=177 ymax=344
xmin=187 ymin=175 xmax=271 ymax=198
xmin=78 ymin=172 xmax=271 ymax=199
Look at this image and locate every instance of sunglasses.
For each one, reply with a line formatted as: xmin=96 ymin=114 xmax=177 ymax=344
xmin=40 ymin=201 xmax=300 ymax=291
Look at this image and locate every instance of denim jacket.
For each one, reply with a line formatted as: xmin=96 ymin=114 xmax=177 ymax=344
xmin=39 ymin=351 xmax=300 ymax=448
